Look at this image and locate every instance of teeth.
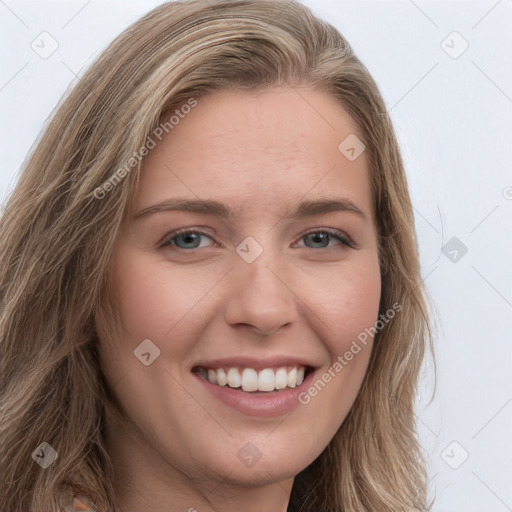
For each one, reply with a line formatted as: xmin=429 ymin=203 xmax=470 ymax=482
xmin=241 ymin=368 xmax=258 ymax=392
xmin=258 ymin=368 xmax=275 ymax=392
xmin=217 ymin=368 xmax=227 ymax=386
xmin=274 ymin=367 xmax=288 ymax=389
xmin=207 ymin=369 xmax=217 ymax=385
xmin=227 ymin=367 xmax=241 ymax=388
xmin=287 ymin=367 xmax=297 ymax=388
xmin=196 ymin=365 xmax=308 ymax=392
xmin=296 ymin=366 xmax=305 ymax=385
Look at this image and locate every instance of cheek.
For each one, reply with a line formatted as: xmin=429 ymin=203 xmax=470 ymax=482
xmin=107 ymin=249 xmax=206 ymax=342
xmin=304 ymin=256 xmax=381 ymax=349
xmin=295 ymin=262 xmax=380 ymax=438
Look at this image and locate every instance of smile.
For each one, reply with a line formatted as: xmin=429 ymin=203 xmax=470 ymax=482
xmin=193 ymin=365 xmax=310 ymax=393
xmin=191 ymin=356 xmax=318 ymax=417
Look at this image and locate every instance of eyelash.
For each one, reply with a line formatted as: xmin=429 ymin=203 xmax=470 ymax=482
xmin=160 ymin=227 xmax=357 ymax=251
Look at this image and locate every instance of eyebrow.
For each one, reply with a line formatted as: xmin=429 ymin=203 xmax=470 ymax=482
xmin=134 ymin=197 xmax=367 ymax=222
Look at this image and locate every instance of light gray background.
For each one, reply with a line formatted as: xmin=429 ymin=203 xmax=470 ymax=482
xmin=1 ymin=1 xmax=511 ymax=510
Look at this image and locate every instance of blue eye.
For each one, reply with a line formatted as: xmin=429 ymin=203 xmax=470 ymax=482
xmin=298 ymin=230 xmax=356 ymax=249
xmin=160 ymin=228 xmax=356 ymax=251
xmin=161 ymin=229 xmax=215 ymax=250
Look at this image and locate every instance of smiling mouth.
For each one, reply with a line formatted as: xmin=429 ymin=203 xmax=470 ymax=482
xmin=192 ymin=365 xmax=314 ymax=393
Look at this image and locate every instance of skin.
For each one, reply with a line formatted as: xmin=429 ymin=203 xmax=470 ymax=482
xmin=96 ymin=87 xmax=381 ymax=512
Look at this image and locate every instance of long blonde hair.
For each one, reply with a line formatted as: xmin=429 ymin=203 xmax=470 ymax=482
xmin=0 ymin=1 xmax=435 ymax=510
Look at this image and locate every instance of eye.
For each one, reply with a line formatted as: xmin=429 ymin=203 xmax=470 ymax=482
xmin=160 ymin=228 xmax=217 ymax=250
xmin=296 ymin=229 xmax=356 ymax=249
xmin=160 ymin=227 xmax=356 ymax=252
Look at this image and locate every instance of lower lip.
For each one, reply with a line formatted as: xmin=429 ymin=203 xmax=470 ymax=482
xmin=193 ymin=370 xmax=315 ymax=418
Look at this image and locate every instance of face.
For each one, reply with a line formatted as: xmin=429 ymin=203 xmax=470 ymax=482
xmin=96 ymin=87 xmax=381 ymax=497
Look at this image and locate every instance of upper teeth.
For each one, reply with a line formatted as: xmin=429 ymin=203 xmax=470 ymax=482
xmin=196 ymin=366 xmax=306 ymax=392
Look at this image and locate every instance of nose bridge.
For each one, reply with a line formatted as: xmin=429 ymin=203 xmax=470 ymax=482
xmin=242 ymin=254 xmax=284 ymax=296
xmin=237 ymin=239 xmax=291 ymax=301
xmin=224 ymin=238 xmax=300 ymax=335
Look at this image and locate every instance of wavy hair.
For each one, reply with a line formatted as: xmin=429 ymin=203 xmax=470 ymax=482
xmin=0 ymin=1 xmax=435 ymax=510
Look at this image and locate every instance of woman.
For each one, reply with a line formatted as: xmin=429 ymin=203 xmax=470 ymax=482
xmin=0 ymin=1 xmax=434 ymax=511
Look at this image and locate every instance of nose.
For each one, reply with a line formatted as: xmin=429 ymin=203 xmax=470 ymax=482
xmin=224 ymin=256 xmax=301 ymax=337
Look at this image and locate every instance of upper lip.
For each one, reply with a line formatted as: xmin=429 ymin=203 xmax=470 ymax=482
xmin=192 ymin=355 xmax=320 ymax=372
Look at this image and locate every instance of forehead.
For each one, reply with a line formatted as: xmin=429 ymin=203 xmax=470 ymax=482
xmin=134 ymin=87 xmax=372 ymax=222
